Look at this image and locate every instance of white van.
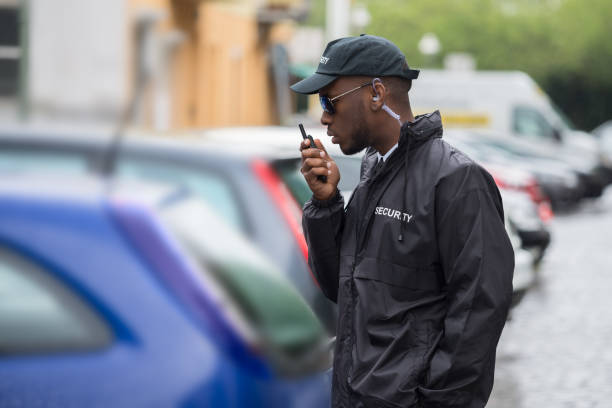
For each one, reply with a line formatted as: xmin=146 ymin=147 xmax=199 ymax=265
xmin=409 ymin=70 xmax=600 ymax=173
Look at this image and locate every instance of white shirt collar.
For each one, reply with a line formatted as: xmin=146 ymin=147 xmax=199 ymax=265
xmin=376 ymin=142 xmax=399 ymax=162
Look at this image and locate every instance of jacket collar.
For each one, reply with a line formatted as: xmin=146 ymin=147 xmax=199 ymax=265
xmin=362 ymin=110 xmax=443 ymax=181
xmin=398 ymin=110 xmax=443 ymax=151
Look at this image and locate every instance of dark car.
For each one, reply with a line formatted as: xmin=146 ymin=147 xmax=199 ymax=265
xmin=0 ymin=125 xmax=336 ymax=334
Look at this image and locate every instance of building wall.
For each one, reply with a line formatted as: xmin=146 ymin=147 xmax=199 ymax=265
xmin=130 ymin=0 xmax=292 ymax=130
xmin=28 ymin=0 xmax=128 ymax=123
xmin=195 ymin=1 xmax=275 ymax=127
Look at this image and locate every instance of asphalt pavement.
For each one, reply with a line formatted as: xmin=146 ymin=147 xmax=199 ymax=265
xmin=489 ymin=186 xmax=612 ymax=407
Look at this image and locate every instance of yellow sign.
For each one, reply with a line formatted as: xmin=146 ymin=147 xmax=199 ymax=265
xmin=415 ymin=110 xmax=490 ymax=127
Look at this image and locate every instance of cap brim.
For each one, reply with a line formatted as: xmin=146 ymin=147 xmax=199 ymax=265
xmin=290 ymin=73 xmax=337 ymax=94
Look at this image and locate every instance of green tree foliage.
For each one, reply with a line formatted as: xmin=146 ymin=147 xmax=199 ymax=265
xmin=362 ymin=0 xmax=612 ymax=129
xmin=303 ymin=0 xmax=326 ymax=27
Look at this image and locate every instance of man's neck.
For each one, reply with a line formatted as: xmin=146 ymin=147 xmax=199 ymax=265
xmin=377 ymin=142 xmax=399 ymax=162
xmin=374 ymin=134 xmax=399 ymax=156
xmin=371 ymin=103 xmax=414 ymax=155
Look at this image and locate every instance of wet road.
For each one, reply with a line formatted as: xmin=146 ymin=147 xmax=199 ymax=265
xmin=489 ymin=186 xmax=612 ymax=407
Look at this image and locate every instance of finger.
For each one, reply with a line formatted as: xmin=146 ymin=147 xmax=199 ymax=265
xmin=300 ymin=139 xmax=311 ymax=151
xmin=301 ymin=147 xmax=324 ymax=159
xmin=303 ymin=157 xmax=326 ymax=170
xmin=305 ymin=166 xmax=331 ymax=181
xmin=313 ymin=138 xmax=328 ymax=155
xmin=327 ymin=159 xmax=339 ymax=174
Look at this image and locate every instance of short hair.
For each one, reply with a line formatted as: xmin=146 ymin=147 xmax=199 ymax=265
xmin=383 ymin=77 xmax=412 ymax=103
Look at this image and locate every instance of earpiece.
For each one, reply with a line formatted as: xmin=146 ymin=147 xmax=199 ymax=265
xmin=372 ymin=77 xmax=382 ymax=102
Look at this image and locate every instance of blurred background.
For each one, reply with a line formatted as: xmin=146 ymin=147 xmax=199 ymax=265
xmin=1 ymin=0 xmax=611 ymax=406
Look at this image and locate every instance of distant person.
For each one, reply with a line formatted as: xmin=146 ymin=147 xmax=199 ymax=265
xmin=291 ymin=34 xmax=514 ymax=407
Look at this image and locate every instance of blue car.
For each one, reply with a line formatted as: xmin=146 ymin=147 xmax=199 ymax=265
xmin=0 ymin=176 xmax=331 ymax=407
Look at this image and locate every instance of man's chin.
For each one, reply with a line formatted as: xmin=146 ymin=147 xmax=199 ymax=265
xmin=340 ymin=144 xmax=367 ymax=155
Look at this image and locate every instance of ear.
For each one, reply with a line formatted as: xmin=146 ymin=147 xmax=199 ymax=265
xmin=369 ymin=78 xmax=386 ymax=110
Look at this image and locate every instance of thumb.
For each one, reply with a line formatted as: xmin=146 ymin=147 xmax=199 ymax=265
xmin=313 ymin=138 xmax=328 ymax=155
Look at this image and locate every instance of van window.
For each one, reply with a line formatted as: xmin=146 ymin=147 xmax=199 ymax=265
xmin=0 ymin=247 xmax=113 ymax=354
xmin=512 ymin=106 xmax=556 ymax=142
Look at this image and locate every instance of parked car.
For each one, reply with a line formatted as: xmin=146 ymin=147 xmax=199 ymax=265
xmin=500 ymin=189 xmax=551 ymax=266
xmin=0 ymin=125 xmax=337 ymax=334
xmin=504 ymin=199 xmax=536 ymax=308
xmin=0 ymin=174 xmax=332 ymax=407
xmin=444 ymin=130 xmax=591 ymax=208
xmin=592 ymin=120 xmax=612 ymax=183
xmin=440 ymin=133 xmax=554 ymax=263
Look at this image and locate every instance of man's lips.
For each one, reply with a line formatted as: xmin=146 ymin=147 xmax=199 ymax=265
xmin=328 ymin=130 xmax=340 ymax=144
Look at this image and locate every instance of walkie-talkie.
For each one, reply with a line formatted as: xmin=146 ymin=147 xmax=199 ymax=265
xmin=299 ymin=123 xmax=327 ymax=183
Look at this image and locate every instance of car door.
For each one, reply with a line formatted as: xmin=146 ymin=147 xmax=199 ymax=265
xmin=0 ymin=193 xmax=231 ymax=407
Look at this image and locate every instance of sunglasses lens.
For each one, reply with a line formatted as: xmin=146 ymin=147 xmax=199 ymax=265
xmin=319 ymin=96 xmax=335 ymax=114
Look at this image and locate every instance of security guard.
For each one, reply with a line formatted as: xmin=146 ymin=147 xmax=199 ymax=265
xmin=292 ymin=35 xmax=514 ymax=407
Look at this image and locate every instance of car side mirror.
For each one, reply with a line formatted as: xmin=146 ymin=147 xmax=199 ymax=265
xmin=552 ymin=128 xmax=562 ymax=143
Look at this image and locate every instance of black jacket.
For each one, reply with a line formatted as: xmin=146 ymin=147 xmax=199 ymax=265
xmin=303 ymin=111 xmax=514 ymax=407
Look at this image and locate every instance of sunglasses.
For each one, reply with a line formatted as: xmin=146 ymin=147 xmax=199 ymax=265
xmin=319 ymin=81 xmax=372 ymax=114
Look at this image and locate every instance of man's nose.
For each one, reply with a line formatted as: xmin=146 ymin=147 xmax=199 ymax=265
xmin=320 ymin=110 xmax=332 ymax=126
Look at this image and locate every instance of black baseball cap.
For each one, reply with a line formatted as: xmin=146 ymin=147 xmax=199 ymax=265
xmin=290 ymin=34 xmax=420 ymax=95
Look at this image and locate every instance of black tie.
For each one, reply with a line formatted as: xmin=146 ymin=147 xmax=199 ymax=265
xmin=372 ymin=158 xmax=384 ymax=178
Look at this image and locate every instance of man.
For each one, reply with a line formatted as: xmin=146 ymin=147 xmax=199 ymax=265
xmin=291 ymin=35 xmax=514 ymax=407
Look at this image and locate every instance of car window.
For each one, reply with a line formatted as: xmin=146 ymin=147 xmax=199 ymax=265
xmin=512 ymin=106 xmax=556 ymax=141
xmin=115 ymin=159 xmax=244 ymax=231
xmin=0 ymin=149 xmax=90 ymax=175
xmin=0 ymin=246 xmax=112 ymax=354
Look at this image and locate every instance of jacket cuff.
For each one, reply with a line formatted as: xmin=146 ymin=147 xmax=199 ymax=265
xmin=310 ymin=189 xmax=342 ymax=208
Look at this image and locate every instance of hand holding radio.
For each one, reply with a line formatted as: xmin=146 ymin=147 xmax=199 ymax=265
xmin=299 ymin=123 xmax=340 ymax=201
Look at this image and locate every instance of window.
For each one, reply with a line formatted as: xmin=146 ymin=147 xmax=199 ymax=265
xmin=512 ymin=106 xmax=557 ymax=142
xmin=116 ymin=159 xmax=244 ymax=231
xmin=0 ymin=246 xmax=112 ymax=354
xmin=0 ymin=149 xmax=90 ymax=175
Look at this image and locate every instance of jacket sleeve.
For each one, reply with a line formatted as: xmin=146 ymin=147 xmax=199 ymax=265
xmin=419 ymin=164 xmax=515 ymax=407
xmin=302 ymin=189 xmax=345 ymax=303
